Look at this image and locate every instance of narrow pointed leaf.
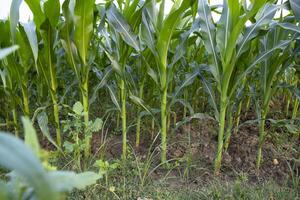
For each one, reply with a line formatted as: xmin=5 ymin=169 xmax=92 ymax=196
xmin=290 ymin=0 xmax=300 ymax=21
xmin=22 ymin=21 xmax=38 ymax=63
xmin=10 ymin=0 xmax=22 ymax=43
xmin=74 ymin=0 xmax=95 ymax=64
xmin=0 ymin=45 xmax=19 ymax=60
xmin=24 ymin=0 xmax=45 ymax=28
xmin=106 ymin=5 xmax=140 ymax=51
xmin=198 ymin=0 xmax=220 ymax=81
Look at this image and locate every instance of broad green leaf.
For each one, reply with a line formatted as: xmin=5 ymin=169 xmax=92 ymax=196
xmin=290 ymin=0 xmax=300 ymax=21
xmin=140 ymin=11 xmax=156 ymax=55
xmin=61 ymin=0 xmax=80 ymax=79
xmin=90 ymin=118 xmax=103 ymax=132
xmin=90 ymin=67 xmax=113 ymax=105
xmin=104 ymin=51 xmax=122 ymax=75
xmin=147 ymin=66 xmax=159 ymax=85
xmin=229 ymin=39 xmax=291 ymax=98
xmin=106 ymin=5 xmax=140 ymax=51
xmin=74 ymin=0 xmax=95 ymax=64
xmin=129 ymin=94 xmax=156 ymax=118
xmin=198 ymin=0 xmax=220 ymax=82
xmin=224 ymin=0 xmax=267 ymax=65
xmin=157 ymin=0 xmax=191 ymax=68
xmin=278 ymin=22 xmax=300 ymax=34
xmin=22 ymin=117 xmax=41 ymax=157
xmin=48 ymin=171 xmax=102 ymax=191
xmin=237 ymin=4 xmax=278 ymax=57
xmin=0 ymin=45 xmax=19 ymax=60
xmin=199 ymin=73 xmax=219 ymax=120
xmin=37 ymin=111 xmax=59 ymax=149
xmin=0 ymin=132 xmax=58 ymax=200
xmin=16 ymin=27 xmax=31 ymax=68
xmin=44 ymin=0 xmax=60 ymax=27
xmin=216 ymin=0 xmax=230 ymax=59
xmin=73 ymin=101 xmax=84 ymax=115
xmin=174 ymin=112 xmax=215 ymax=131
xmin=156 ymin=0 xmax=165 ymax=31
xmin=22 ymin=21 xmax=39 ymax=64
xmin=24 ymin=0 xmax=45 ymax=28
xmin=107 ymin=85 xmax=121 ymax=112
xmin=170 ymin=70 xmax=199 ymax=106
xmin=9 ymin=0 xmax=22 ymax=42
xmin=228 ymin=0 xmax=240 ymax=27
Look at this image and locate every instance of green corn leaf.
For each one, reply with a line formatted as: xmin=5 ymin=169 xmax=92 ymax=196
xmin=44 ymin=0 xmax=60 ymax=28
xmin=22 ymin=21 xmax=39 ymax=64
xmin=199 ymin=73 xmax=219 ymax=120
xmin=198 ymin=0 xmax=220 ymax=83
xmin=16 ymin=27 xmax=31 ymax=68
xmin=169 ymin=70 xmax=199 ymax=107
xmin=278 ymin=22 xmax=300 ymax=34
xmin=24 ymin=0 xmax=45 ymax=29
xmin=147 ymin=66 xmax=159 ymax=85
xmin=9 ymin=0 xmax=22 ymax=43
xmin=106 ymin=5 xmax=140 ymax=51
xmin=229 ymin=39 xmax=291 ymax=98
xmin=37 ymin=111 xmax=60 ymax=150
xmin=216 ymin=0 xmax=230 ymax=60
xmin=174 ymin=112 xmax=215 ymax=131
xmin=129 ymin=94 xmax=155 ymax=118
xmin=224 ymin=0 xmax=267 ymax=66
xmin=237 ymin=4 xmax=278 ymax=57
xmin=140 ymin=11 xmax=156 ymax=55
xmin=107 ymin=84 xmax=121 ymax=112
xmin=0 ymin=132 xmax=58 ymax=200
xmin=157 ymin=0 xmax=191 ymax=68
xmin=0 ymin=45 xmax=19 ymax=60
xmin=22 ymin=117 xmax=41 ymax=157
xmin=74 ymin=0 xmax=95 ymax=64
xmin=290 ymin=0 xmax=300 ymax=21
xmin=47 ymin=171 xmax=102 ymax=191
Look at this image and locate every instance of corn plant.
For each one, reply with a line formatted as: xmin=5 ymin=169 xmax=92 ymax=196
xmin=11 ymin=0 xmax=63 ymax=146
xmin=0 ymin=18 xmax=37 ymax=135
xmin=255 ymin=27 xmax=292 ymax=168
xmin=103 ymin=0 xmax=143 ymax=159
xmin=0 ymin=41 xmax=19 ymax=132
xmin=60 ymin=0 xmax=96 ymax=156
xmin=197 ymin=0 xmax=284 ymax=174
xmin=138 ymin=0 xmax=194 ymax=163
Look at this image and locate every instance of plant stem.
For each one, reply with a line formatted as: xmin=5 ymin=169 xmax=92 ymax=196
xmin=12 ymin=108 xmax=19 ymax=137
xmin=82 ymin=81 xmax=89 ymax=126
xmin=245 ymin=95 xmax=251 ymax=113
xmin=233 ymin=100 xmax=243 ymax=135
xmin=82 ymin=78 xmax=90 ymax=159
xmin=120 ymin=79 xmax=127 ymax=160
xmin=183 ymin=90 xmax=188 ymax=118
xmin=136 ymin=80 xmax=145 ymax=148
xmin=286 ymin=93 xmax=291 ymax=117
xmin=161 ymin=69 xmax=168 ymax=163
xmin=51 ymin=92 xmax=61 ymax=147
xmin=224 ymin=111 xmax=233 ymax=151
xmin=256 ymin=112 xmax=266 ymax=169
xmin=21 ymin=84 xmax=30 ymax=117
xmin=292 ymin=98 xmax=299 ymax=120
xmin=214 ymin=99 xmax=226 ymax=175
xmin=151 ymin=118 xmax=155 ymax=140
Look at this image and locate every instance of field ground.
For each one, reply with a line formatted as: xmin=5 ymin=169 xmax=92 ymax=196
xmin=46 ymin=108 xmax=300 ymax=200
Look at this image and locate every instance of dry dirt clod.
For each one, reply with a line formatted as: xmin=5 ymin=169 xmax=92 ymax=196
xmin=273 ymin=158 xmax=279 ymax=165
